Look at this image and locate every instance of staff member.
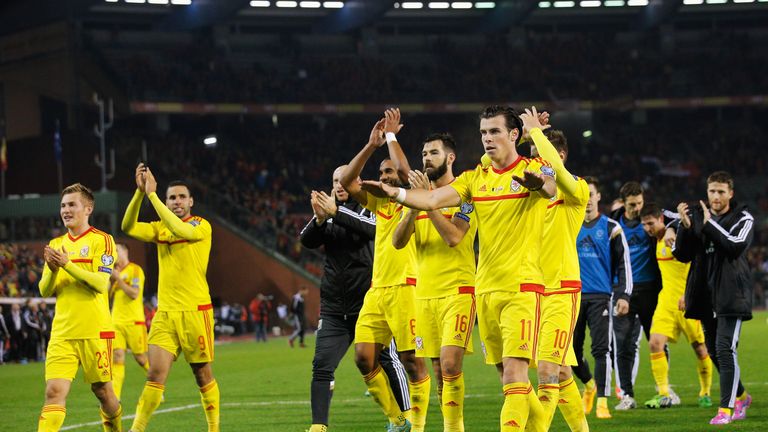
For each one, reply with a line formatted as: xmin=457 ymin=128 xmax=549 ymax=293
xmin=300 ymin=165 xmax=410 ymax=432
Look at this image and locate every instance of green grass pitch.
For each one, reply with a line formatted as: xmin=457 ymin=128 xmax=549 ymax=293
xmin=2 ymin=311 xmax=766 ymax=431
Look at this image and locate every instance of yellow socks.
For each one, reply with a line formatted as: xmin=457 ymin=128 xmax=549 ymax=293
xmin=650 ymin=351 xmax=669 ymax=396
xmin=38 ymin=405 xmax=66 ymax=432
xmin=525 ymin=384 xmax=547 ymax=432
xmin=200 ymin=380 xmax=221 ymax=432
xmin=409 ymin=375 xmax=431 ymax=432
xmin=697 ymin=356 xmax=713 ymax=397
xmin=112 ymin=362 xmax=126 ymax=400
xmin=501 ymin=383 xmax=530 ymax=431
xmin=364 ymin=366 xmax=406 ymax=426
xmin=100 ymin=404 xmax=123 ymax=432
xmin=130 ymin=381 xmax=164 ymax=432
xmin=536 ymin=382 xmax=560 ymax=429
xmin=585 ymin=379 xmax=596 ymax=392
xmin=737 ymin=392 xmax=749 ymax=402
xmin=308 ymin=425 xmax=328 ymax=432
xmin=558 ymin=377 xmax=589 ymax=432
xmin=442 ymin=373 xmax=465 ymax=432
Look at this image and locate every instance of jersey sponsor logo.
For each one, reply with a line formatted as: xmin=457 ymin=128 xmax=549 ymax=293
xmin=479 ymin=185 xmax=487 ymax=192
xmin=503 ymin=420 xmax=521 ymax=428
xmin=541 ymin=166 xmax=555 ymax=177
xmin=454 ymin=334 xmax=464 ymax=341
xmin=559 ymin=399 xmax=569 ymax=404
xmin=131 ymin=277 xmax=140 ymax=286
xmin=510 ymin=180 xmax=522 ymax=192
xmin=602 ymin=308 xmax=608 ymax=317
xmin=627 ymin=233 xmax=649 ymax=247
xmin=518 ymin=342 xmax=530 ymax=351
xmin=80 ymin=246 xmax=89 ymax=257
xmin=595 ymin=229 xmax=605 ymax=240
xmin=444 ymin=401 xmax=459 ymax=407
xmin=492 ymin=186 xmax=504 ymax=192
xmin=98 ymin=266 xmax=113 ymax=274
xmin=540 ymin=395 xmax=551 ymax=402
xmin=101 ymin=254 xmax=115 ymax=266
xmin=552 ymin=350 xmax=561 ymax=359
xmin=455 ymin=212 xmax=470 ymax=223
xmin=460 ymin=202 xmax=475 ymax=214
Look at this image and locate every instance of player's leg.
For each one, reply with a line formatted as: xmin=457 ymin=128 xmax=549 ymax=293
xmin=437 ymin=293 xmax=474 ymax=432
xmin=131 ymin=311 xmax=178 ymax=432
xmin=112 ymin=325 xmax=128 ymax=401
xmin=612 ymin=301 xmax=638 ymax=406
xmin=179 ymin=307 xmax=220 ymax=432
xmin=299 ymin=317 xmax=307 ymax=348
xmin=309 ymin=315 xmax=353 ymax=431
xmin=191 ymin=362 xmax=220 ymax=432
xmin=570 ymin=298 xmax=593 ymax=415
xmin=557 ymin=366 xmax=590 ymax=432
xmin=684 ymin=317 xmax=713 ymax=407
xmin=497 ymin=291 xmax=541 ymax=431
xmin=390 ymin=285 xmax=429 ymax=432
xmin=355 ymin=288 xmax=409 ymax=429
xmin=79 ymin=338 xmax=122 ymax=432
xmin=645 ymin=333 xmax=672 ymax=408
xmin=39 ymin=379 xmax=71 ymax=432
xmin=588 ymin=296 xmax=613 ymax=418
xmin=92 ymin=382 xmax=123 ymax=432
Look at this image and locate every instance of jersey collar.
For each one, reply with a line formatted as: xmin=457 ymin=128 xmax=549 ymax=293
xmin=67 ymin=226 xmax=94 ymax=242
xmin=491 ymin=155 xmax=523 ymax=175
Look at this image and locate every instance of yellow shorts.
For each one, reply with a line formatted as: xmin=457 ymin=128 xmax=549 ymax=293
xmin=650 ymin=301 xmax=705 ymax=344
xmin=415 ymin=289 xmax=476 ymax=358
xmin=476 ymin=291 xmax=537 ymax=365
xmin=535 ymin=291 xmax=580 ymax=366
xmin=114 ymin=321 xmax=149 ymax=354
xmin=148 ymin=304 xmax=215 ymax=363
xmin=45 ymin=332 xmax=115 ymax=383
xmin=355 ymin=285 xmax=417 ymax=351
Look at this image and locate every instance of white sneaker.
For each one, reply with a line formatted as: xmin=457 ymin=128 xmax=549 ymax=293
xmin=669 ymin=387 xmax=681 ymax=406
xmin=615 ymin=395 xmax=637 ymax=410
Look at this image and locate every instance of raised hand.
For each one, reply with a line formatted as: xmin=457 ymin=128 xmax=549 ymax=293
xmin=408 ymin=170 xmax=430 ymax=191
xmin=520 ymin=106 xmax=552 ymax=139
xmin=361 ymin=180 xmax=398 ymax=198
xmin=144 ymin=167 xmax=158 ymax=195
xmin=135 ymin=163 xmax=147 ymax=192
xmin=383 ymin=108 xmax=405 ymax=135
xmin=368 ymin=118 xmax=386 ymax=148
xmin=512 ymin=170 xmax=545 ymax=191
xmin=677 ymin=202 xmax=691 ymax=228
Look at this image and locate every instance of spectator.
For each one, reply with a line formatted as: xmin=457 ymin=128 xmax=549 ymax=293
xmin=0 ymin=305 xmax=10 ymax=364
xmin=7 ymin=303 xmax=26 ymax=363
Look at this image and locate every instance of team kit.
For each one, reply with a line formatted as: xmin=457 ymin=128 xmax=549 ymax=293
xmin=34 ymin=106 xmax=753 ymax=432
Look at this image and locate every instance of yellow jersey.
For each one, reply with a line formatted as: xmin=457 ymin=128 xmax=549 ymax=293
xmin=412 ymin=202 xmax=478 ymax=299
xmin=540 ymin=177 xmax=590 ymax=293
xmin=450 ymin=156 xmax=551 ymax=295
xmin=149 ymin=215 xmax=212 ymax=311
xmin=43 ymin=227 xmax=116 ymax=340
xmin=656 ymin=239 xmax=690 ymax=306
xmin=365 ymin=194 xmax=418 ymax=288
xmin=111 ymin=262 xmax=146 ymax=324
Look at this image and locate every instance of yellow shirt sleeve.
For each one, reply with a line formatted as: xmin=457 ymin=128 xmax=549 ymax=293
xmin=148 ymin=192 xmax=209 ymax=241
xmin=449 ymin=170 xmax=474 ymax=203
xmin=122 ymin=189 xmax=157 ymax=242
xmin=363 ymin=193 xmax=382 ymax=213
xmin=530 ymin=128 xmax=586 ymax=205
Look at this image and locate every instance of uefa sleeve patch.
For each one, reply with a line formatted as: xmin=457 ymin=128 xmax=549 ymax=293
xmin=541 ymin=166 xmax=555 ymax=177
xmin=98 ymin=266 xmax=113 ymax=274
xmin=455 ymin=212 xmax=471 ymax=223
xmin=460 ymin=202 xmax=475 ymax=214
xmin=101 ymin=254 xmax=114 ymax=266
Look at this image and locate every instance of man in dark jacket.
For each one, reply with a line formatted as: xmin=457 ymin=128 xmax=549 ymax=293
xmin=674 ymin=171 xmax=754 ymax=425
xmin=300 ymin=166 xmax=410 ymax=432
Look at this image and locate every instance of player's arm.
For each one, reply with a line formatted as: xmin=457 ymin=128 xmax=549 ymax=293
xmin=39 ymin=248 xmax=58 ymax=297
xmin=121 ymin=189 xmax=157 ymax=242
xmin=361 ymin=180 xmax=462 ymax=211
xmin=392 ymin=209 xmax=418 ymax=250
xmin=610 ymin=223 xmax=633 ymax=301
xmin=340 ymin=118 xmax=388 ymax=207
xmin=700 ymin=204 xmax=754 ymax=259
xmin=429 ymin=209 xmax=471 ymax=248
xmin=529 ymin=128 xmax=584 ymax=201
xmin=110 ymin=268 xmax=140 ymax=300
xmin=146 ymin=193 xmax=207 ymax=241
xmin=382 ymin=108 xmax=411 ymax=185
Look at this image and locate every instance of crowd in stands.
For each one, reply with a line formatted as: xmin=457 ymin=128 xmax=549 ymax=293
xmin=0 ymin=299 xmax=53 ymax=364
xmin=101 ymin=31 xmax=768 ymax=104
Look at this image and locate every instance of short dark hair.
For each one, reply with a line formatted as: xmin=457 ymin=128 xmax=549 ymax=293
xmin=423 ymin=132 xmax=457 ymax=155
xmin=61 ymin=183 xmax=95 ymax=206
xmin=619 ymin=181 xmax=644 ymax=201
xmin=583 ymin=176 xmax=600 ymax=190
xmin=543 ymin=129 xmax=568 ymax=156
xmin=167 ymin=180 xmax=193 ymax=197
xmin=116 ymin=242 xmax=129 ymax=252
xmin=640 ymin=202 xmax=663 ymax=219
xmin=479 ymin=105 xmax=524 ymax=145
xmin=707 ymin=171 xmax=734 ymax=190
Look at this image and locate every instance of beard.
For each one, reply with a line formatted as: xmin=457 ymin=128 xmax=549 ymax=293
xmin=425 ymin=158 xmax=448 ymax=182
